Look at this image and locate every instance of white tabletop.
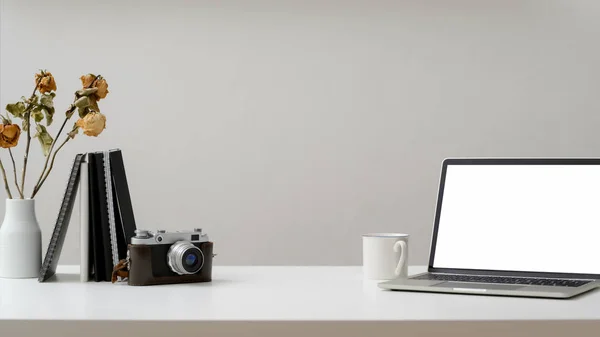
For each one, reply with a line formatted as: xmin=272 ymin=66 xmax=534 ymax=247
xmin=1 ymin=265 xmax=599 ymax=322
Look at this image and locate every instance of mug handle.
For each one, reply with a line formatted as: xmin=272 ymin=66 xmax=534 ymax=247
xmin=393 ymin=240 xmax=407 ymax=277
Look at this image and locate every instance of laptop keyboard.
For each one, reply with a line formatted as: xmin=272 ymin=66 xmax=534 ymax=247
xmin=412 ymin=273 xmax=591 ymax=287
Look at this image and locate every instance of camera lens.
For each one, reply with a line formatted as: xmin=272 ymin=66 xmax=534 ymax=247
xmin=167 ymin=241 xmax=204 ymax=275
xmin=185 ymin=254 xmax=197 ymax=266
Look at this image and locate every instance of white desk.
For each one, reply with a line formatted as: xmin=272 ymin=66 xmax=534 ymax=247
xmin=1 ymin=266 xmax=599 ymax=337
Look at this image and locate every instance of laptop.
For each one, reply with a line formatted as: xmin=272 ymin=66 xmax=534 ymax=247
xmin=379 ymin=158 xmax=600 ymax=299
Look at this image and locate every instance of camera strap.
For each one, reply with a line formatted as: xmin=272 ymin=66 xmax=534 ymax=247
xmin=111 ymin=258 xmax=129 ymax=283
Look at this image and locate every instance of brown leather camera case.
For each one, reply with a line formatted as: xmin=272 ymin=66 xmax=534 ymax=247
xmin=127 ymin=242 xmax=213 ymax=286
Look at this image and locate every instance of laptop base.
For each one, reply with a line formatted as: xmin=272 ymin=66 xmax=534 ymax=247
xmin=378 ymin=273 xmax=600 ymax=299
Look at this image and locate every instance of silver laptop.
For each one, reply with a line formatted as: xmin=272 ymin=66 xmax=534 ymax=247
xmin=379 ymin=158 xmax=600 ymax=299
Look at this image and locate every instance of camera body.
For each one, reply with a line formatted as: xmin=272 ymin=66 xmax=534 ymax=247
xmin=128 ymin=228 xmax=213 ymax=286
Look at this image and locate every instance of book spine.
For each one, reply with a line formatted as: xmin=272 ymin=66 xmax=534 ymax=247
xmin=80 ymin=160 xmax=89 ymax=282
xmin=88 ymin=153 xmax=105 ymax=282
xmin=93 ymin=152 xmax=113 ymax=282
xmin=103 ymin=151 xmax=119 ymax=267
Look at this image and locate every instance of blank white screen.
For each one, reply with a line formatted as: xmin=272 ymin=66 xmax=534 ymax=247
xmin=433 ymin=164 xmax=600 ymax=274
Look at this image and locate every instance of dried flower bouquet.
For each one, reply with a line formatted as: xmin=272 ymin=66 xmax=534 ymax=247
xmin=2 ymin=70 xmax=109 ymax=199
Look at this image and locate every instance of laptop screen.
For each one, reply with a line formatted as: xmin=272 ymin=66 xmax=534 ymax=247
xmin=432 ymin=162 xmax=600 ymax=275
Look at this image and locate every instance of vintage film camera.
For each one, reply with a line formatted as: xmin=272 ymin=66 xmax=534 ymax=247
xmin=127 ymin=228 xmax=213 ymax=286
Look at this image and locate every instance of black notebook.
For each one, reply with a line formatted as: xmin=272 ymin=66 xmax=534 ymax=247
xmin=109 ymin=149 xmax=137 ymax=249
xmin=90 ymin=152 xmax=113 ymax=281
xmin=39 ymin=150 xmax=137 ymax=282
xmin=39 ymin=154 xmax=85 ymax=282
xmin=87 ymin=150 xmax=137 ymax=281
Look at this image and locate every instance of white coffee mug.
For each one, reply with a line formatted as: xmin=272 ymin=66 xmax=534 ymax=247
xmin=362 ymin=233 xmax=409 ymax=280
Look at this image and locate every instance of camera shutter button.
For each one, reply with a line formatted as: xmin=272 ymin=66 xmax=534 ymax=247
xmin=135 ymin=229 xmax=149 ymax=238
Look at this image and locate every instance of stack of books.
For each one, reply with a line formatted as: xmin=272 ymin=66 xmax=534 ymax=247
xmin=39 ymin=149 xmax=137 ymax=282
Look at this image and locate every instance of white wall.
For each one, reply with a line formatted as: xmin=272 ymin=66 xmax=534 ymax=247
xmin=1 ymin=0 xmax=600 ymax=266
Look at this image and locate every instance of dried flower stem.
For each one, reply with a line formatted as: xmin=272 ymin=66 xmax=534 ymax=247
xmin=31 ymin=136 xmax=70 ymax=198
xmin=21 ymin=80 xmax=41 ymax=198
xmin=8 ymin=149 xmax=23 ymax=198
xmin=30 ymin=106 xmax=74 ymax=198
xmin=0 ymin=159 xmax=13 ymax=199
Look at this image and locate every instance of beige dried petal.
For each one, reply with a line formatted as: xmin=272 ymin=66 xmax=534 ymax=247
xmin=77 ymin=112 xmax=106 ymax=137
xmin=95 ymin=78 xmax=109 ymax=99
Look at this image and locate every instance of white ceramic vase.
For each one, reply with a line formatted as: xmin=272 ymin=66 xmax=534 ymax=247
xmin=0 ymin=199 xmax=42 ymax=278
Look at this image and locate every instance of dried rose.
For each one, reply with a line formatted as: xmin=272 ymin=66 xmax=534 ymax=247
xmin=75 ymin=112 xmax=106 ymax=137
xmin=0 ymin=124 xmax=21 ymax=148
xmin=80 ymin=74 xmax=96 ymax=88
xmin=35 ymin=72 xmax=57 ymax=94
xmin=80 ymin=74 xmax=109 ymax=100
